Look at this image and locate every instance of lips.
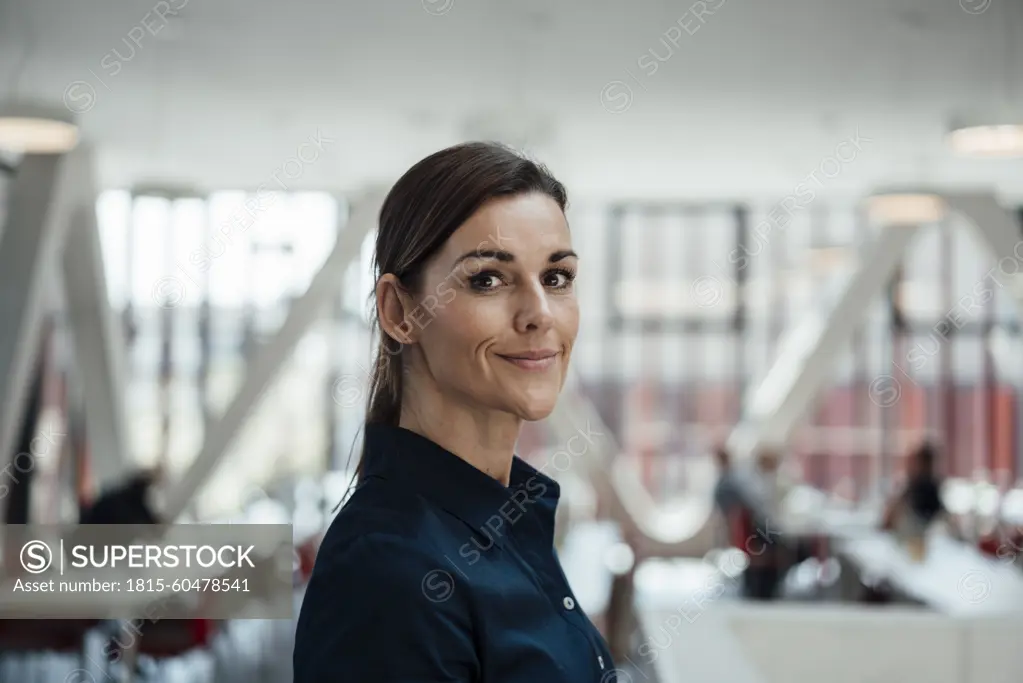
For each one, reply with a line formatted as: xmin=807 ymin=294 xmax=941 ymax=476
xmin=497 ymin=349 xmax=559 ymax=372
xmin=500 ymin=349 xmax=558 ymax=361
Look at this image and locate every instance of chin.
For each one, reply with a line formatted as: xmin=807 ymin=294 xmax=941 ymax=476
xmin=485 ymin=375 xmax=565 ymax=421
xmin=509 ymin=394 xmax=560 ymax=422
xmin=517 ymin=406 xmax=555 ymax=422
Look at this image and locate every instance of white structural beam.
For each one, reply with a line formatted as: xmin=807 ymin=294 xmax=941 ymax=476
xmin=951 ymin=193 xmax=1023 ymax=481
xmin=947 ymin=193 xmax=1023 ymax=318
xmin=549 ymin=376 xmax=720 ymax=558
xmin=728 ymin=223 xmax=922 ymax=459
xmin=162 ymin=187 xmax=386 ymax=521
xmin=61 ymin=198 xmax=130 ymax=492
xmin=0 ymin=150 xmax=86 ymax=491
xmin=990 ymin=326 xmax=1023 ymax=384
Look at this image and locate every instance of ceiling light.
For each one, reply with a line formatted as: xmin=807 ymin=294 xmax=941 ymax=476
xmin=0 ymin=102 xmax=79 ymax=154
xmin=948 ymin=123 xmax=1023 ymax=158
xmin=866 ymin=192 xmax=947 ymax=226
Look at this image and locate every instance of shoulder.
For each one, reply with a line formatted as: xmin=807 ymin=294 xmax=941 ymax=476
xmin=294 ymin=514 xmax=478 ymax=681
xmin=309 ymin=530 xmax=458 ymax=609
xmin=317 ymin=513 xmax=447 ymax=579
xmin=295 ymin=482 xmax=476 ymax=677
xmin=320 ymin=476 xmax=438 ymax=554
xmin=297 ymin=512 xmax=470 ymax=632
xmin=309 ymin=476 xmax=461 ymax=600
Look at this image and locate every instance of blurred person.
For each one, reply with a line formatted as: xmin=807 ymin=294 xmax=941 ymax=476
xmin=79 ymin=466 xmax=164 ymax=525
xmin=742 ymin=449 xmax=793 ymax=600
xmin=712 ymin=446 xmax=746 ymax=524
xmin=72 ymin=467 xmax=166 ymax=570
xmin=710 ymin=446 xmax=787 ymax=600
xmin=748 ymin=449 xmax=795 ymax=522
xmin=711 ymin=446 xmax=788 ymax=525
xmin=882 ymin=441 xmax=960 ymax=558
xmin=73 ymin=466 xmax=169 ymax=676
xmin=294 ymin=142 xmax=614 ymax=682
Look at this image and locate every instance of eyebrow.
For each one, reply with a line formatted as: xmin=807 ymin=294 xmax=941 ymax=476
xmin=451 ymin=249 xmax=579 ymax=270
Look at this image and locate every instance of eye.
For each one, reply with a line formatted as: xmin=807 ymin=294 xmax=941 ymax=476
xmin=469 ymin=270 xmax=505 ymax=291
xmin=543 ymin=268 xmax=576 ymax=290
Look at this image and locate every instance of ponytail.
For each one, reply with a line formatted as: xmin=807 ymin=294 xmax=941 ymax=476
xmin=356 ymin=333 xmax=404 ymax=480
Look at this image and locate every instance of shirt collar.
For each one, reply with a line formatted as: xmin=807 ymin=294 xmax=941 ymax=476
xmin=361 ymin=423 xmax=561 ymax=547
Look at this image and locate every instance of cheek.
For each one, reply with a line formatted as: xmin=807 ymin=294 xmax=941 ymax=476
xmin=555 ymin=297 xmax=580 ymax=345
xmin=422 ymin=297 xmax=505 ymax=359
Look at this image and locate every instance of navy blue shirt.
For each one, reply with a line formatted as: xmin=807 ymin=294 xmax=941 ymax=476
xmin=293 ymin=424 xmax=615 ymax=682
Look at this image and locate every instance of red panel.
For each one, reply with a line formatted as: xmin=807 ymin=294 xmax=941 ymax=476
xmin=993 ymin=386 xmax=1015 ymax=485
xmin=905 ymin=380 xmax=927 ymax=431
xmin=594 ymin=378 xmax=1017 ymax=495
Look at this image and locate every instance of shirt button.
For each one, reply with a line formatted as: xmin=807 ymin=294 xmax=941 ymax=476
xmin=563 ymin=596 xmax=575 ymax=610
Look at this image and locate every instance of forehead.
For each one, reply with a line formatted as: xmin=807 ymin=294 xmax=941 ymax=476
xmin=441 ymin=192 xmax=570 ymax=258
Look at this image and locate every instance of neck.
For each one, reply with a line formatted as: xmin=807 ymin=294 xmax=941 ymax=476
xmin=398 ymin=369 xmax=521 ymax=487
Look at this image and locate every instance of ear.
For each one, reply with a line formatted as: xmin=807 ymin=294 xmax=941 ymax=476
xmin=376 ymin=274 xmax=420 ymax=345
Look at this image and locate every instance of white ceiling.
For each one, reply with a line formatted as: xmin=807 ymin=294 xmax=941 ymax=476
xmin=2 ymin=0 xmax=1022 ymax=203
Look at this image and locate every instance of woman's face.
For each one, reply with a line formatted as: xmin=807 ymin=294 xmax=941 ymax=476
xmin=400 ymin=192 xmax=579 ymax=421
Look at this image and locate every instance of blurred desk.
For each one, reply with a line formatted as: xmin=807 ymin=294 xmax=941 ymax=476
xmin=633 ymin=550 xmax=1023 ymax=683
xmin=777 ymin=506 xmax=880 ymax=540
xmin=837 ymin=532 xmax=1023 ymax=616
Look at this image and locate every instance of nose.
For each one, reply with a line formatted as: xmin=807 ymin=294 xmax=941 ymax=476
xmin=513 ymin=283 xmax=555 ymax=334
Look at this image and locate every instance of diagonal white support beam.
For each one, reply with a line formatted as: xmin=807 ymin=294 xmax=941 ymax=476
xmin=728 ymin=223 xmax=922 ymax=460
xmin=946 ymin=193 xmax=1023 ymax=319
xmin=62 ymin=196 xmax=130 ymax=492
xmin=0 ymin=150 xmax=87 ymax=488
xmin=162 ymin=187 xmax=386 ymax=520
xmin=549 ymin=377 xmax=720 ymax=558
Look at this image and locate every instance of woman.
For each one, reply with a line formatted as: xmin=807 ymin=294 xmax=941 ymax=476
xmin=881 ymin=441 xmax=959 ymax=557
xmin=294 ymin=142 xmax=615 ymax=682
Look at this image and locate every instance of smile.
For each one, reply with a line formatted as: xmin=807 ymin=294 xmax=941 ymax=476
xmin=496 ymin=351 xmax=559 ymax=372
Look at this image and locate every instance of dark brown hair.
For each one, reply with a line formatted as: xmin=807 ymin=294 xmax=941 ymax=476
xmin=911 ymin=440 xmax=938 ymax=475
xmin=357 ymin=141 xmax=568 ymax=477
